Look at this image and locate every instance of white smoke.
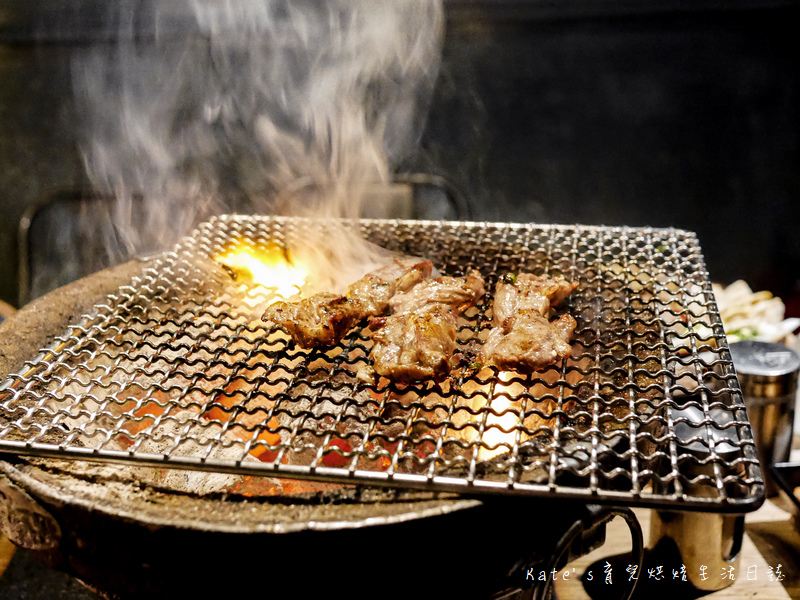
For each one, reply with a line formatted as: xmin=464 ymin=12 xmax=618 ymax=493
xmin=73 ymin=0 xmax=443 ymax=282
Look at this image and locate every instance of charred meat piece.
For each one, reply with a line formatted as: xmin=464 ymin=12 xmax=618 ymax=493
xmin=369 ymin=270 xmax=485 ymax=381
xmin=347 ymin=259 xmax=432 ymax=314
xmin=389 ymin=270 xmax=487 ymax=316
xmin=481 ymin=273 xmax=578 ymax=372
xmin=481 ymin=311 xmax=577 ymax=372
xmin=492 ymin=273 xmax=577 ymax=325
xmin=369 ymin=312 xmax=458 ymax=382
xmin=262 ymin=259 xmax=432 ymax=348
xmin=262 ymin=292 xmax=364 ymax=348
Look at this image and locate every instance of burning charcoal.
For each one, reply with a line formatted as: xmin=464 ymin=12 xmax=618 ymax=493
xmin=129 ymin=409 xmax=256 ymax=495
xmin=275 ymin=375 xmax=380 ymax=468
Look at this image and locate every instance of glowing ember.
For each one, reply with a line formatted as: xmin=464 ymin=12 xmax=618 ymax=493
xmin=479 ymin=371 xmax=520 ymax=460
xmin=216 ymin=243 xmax=307 ymax=302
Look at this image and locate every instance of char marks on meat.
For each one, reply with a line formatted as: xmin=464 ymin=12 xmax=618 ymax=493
xmin=369 ymin=312 xmax=458 ymax=382
xmin=481 ymin=274 xmax=578 ymax=372
xmin=481 ymin=311 xmax=577 ymax=372
xmin=368 ymin=270 xmax=485 ymax=382
xmin=492 ymin=274 xmax=577 ymax=324
xmin=262 ymin=258 xmax=432 ymax=348
xmin=261 ymin=292 xmax=363 ymax=348
xmin=389 ymin=270 xmax=487 ymax=315
xmin=348 ymin=257 xmax=434 ymax=313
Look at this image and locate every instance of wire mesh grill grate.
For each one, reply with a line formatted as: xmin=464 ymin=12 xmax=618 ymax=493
xmin=0 ymin=215 xmax=764 ymax=510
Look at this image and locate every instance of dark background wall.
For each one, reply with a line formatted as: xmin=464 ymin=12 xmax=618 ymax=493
xmin=1 ymin=0 xmax=799 ymax=313
xmin=413 ymin=0 xmax=800 ymax=315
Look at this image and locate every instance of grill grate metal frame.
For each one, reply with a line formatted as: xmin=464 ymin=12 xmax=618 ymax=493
xmin=0 ymin=215 xmax=764 ymax=511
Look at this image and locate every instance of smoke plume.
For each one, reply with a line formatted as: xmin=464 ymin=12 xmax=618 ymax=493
xmin=73 ymin=0 xmax=443 ymax=290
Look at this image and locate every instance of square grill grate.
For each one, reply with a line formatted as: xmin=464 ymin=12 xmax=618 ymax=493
xmin=0 ymin=215 xmax=764 ymax=511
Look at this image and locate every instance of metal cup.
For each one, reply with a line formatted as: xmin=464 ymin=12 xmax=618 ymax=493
xmin=729 ymin=340 xmax=799 ymax=496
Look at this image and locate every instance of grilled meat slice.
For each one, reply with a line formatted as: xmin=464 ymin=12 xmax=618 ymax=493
xmin=347 ymin=259 xmax=432 ymax=314
xmin=262 ymin=292 xmax=364 ymax=348
xmin=481 ymin=311 xmax=577 ymax=372
xmin=262 ymin=259 xmax=432 ymax=348
xmin=389 ymin=270 xmax=486 ymax=315
xmin=492 ymin=274 xmax=577 ymax=325
xmin=481 ymin=273 xmax=578 ymax=372
xmin=368 ymin=270 xmax=485 ymax=381
xmin=369 ymin=312 xmax=458 ymax=382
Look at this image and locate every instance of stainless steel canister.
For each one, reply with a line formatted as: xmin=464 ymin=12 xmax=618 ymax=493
xmin=729 ymin=340 xmax=799 ymax=496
